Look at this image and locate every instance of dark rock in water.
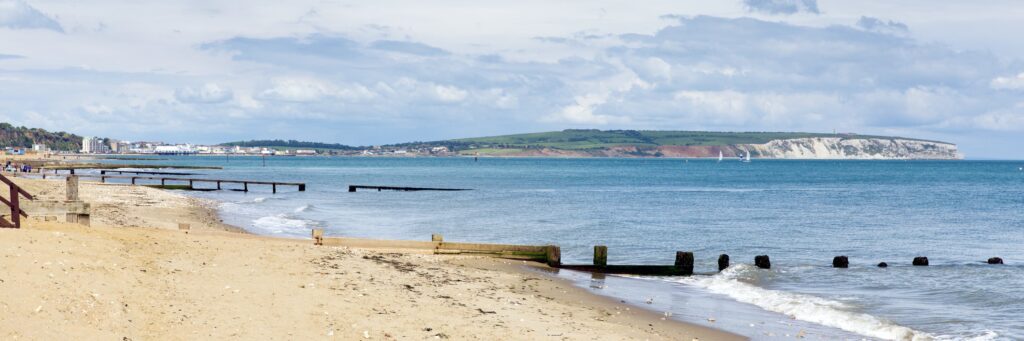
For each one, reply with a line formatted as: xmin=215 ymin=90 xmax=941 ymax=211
xmin=718 ymin=254 xmax=730 ymax=272
xmin=987 ymin=257 xmax=1004 ymax=265
xmin=754 ymin=255 xmax=771 ymax=269
xmin=877 ymin=262 xmax=888 ymax=268
xmin=833 ymin=256 xmax=849 ymax=268
xmin=912 ymin=257 xmax=929 ymax=266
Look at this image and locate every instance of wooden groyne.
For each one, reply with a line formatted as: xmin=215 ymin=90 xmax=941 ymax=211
xmin=100 ymin=170 xmax=198 ymax=176
xmin=309 ymin=232 xmax=1010 ymax=276
xmin=313 ymin=230 xmax=559 ymax=266
xmin=348 ymin=185 xmax=471 ymax=192
xmin=34 ymin=173 xmax=305 ymax=193
xmin=43 ymin=164 xmax=221 ymax=174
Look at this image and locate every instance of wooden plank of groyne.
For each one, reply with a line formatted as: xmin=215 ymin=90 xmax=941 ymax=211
xmin=594 ymin=245 xmax=608 ymax=267
xmin=101 ymin=170 xmax=198 ymax=176
xmin=675 ymin=251 xmax=694 ymax=275
xmin=435 ymin=241 xmax=548 ymax=253
xmin=348 ymin=185 xmax=471 ymax=192
xmin=317 ymin=234 xmax=557 ymax=264
xmin=559 ymin=264 xmax=687 ymax=276
xmin=66 ymin=175 xmax=79 ymax=201
xmin=718 ymin=254 xmax=730 ymax=271
xmin=320 ymin=237 xmax=438 ymax=250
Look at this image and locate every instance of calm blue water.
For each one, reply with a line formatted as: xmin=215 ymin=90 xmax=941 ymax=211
xmin=95 ymin=156 xmax=1024 ymax=340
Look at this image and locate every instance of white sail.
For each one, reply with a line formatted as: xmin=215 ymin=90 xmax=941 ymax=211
xmin=745 ymin=153 xmax=751 ymax=162
xmin=718 ymin=151 xmax=723 ymax=162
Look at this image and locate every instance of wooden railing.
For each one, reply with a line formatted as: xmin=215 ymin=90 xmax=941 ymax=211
xmin=0 ymin=173 xmax=34 ymax=228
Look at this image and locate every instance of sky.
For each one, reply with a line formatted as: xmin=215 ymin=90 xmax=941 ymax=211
xmin=1 ymin=0 xmax=1023 ymax=158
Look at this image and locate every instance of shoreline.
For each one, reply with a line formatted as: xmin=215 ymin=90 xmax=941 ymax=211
xmin=1 ymin=176 xmax=744 ymax=340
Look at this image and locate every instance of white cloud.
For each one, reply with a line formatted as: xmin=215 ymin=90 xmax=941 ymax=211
xmin=856 ymin=16 xmax=910 ymax=36
xmin=175 ymin=83 xmax=233 ymax=103
xmin=257 ymin=77 xmax=378 ymax=104
xmin=0 ymin=0 xmax=62 ymax=32
xmin=545 ymin=93 xmax=630 ymax=125
xmin=630 ymin=57 xmax=672 ymax=82
xmin=971 ymin=105 xmax=1024 ymax=131
xmin=990 ymin=73 xmax=1024 ymax=90
xmin=742 ymin=0 xmax=819 ymax=15
xmin=432 ymin=84 xmax=468 ymax=103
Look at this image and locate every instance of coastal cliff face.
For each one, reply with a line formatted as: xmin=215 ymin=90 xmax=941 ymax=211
xmin=488 ymin=137 xmax=960 ymax=159
xmin=737 ymin=137 xmax=961 ymax=159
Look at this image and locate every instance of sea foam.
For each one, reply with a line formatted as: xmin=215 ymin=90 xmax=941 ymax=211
xmin=674 ymin=264 xmax=935 ymax=341
xmin=250 ymin=214 xmax=316 ymax=235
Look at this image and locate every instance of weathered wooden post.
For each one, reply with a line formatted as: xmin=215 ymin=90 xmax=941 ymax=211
xmin=131 ymin=177 xmax=136 ymax=185
xmin=188 ymin=180 xmax=194 ymax=189
xmin=912 ymin=257 xmax=929 ymax=266
xmin=545 ymin=245 xmax=561 ymax=267
xmin=594 ymin=245 xmax=608 ymax=267
xmin=718 ymin=254 xmax=730 ymax=271
xmin=755 ymin=255 xmax=771 ymax=269
xmin=65 ymin=175 xmax=79 ymax=201
xmin=10 ymin=183 xmax=19 ymax=228
xmin=675 ymin=251 xmax=694 ymax=275
xmin=312 ymin=229 xmax=324 ymax=246
xmin=833 ymin=256 xmax=849 ymax=268
xmin=431 ymin=234 xmax=443 ymax=242
xmin=243 ymin=183 xmax=248 ymax=192
xmin=216 ymin=181 xmax=221 ymax=190
xmin=272 ymin=184 xmax=277 ymax=194
xmin=987 ymin=257 xmax=1003 ymax=265
xmin=161 ymin=179 xmax=166 ymax=186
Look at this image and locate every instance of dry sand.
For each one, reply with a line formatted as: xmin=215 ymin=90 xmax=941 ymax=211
xmin=1 ymin=177 xmax=744 ymax=340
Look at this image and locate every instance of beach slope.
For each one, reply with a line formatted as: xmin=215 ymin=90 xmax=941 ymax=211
xmin=0 ymin=179 xmax=742 ymax=340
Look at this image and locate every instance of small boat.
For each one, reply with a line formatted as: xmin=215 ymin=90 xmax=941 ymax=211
xmin=741 ymin=152 xmax=751 ymax=163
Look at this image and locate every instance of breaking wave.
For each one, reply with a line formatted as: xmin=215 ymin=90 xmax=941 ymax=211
xmin=673 ymin=264 xmax=938 ymax=341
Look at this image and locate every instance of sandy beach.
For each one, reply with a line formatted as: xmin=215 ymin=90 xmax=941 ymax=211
xmin=1 ymin=176 xmax=742 ymax=340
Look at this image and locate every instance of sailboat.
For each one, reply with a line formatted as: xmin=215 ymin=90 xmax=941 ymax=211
xmin=717 ymin=150 xmax=723 ymax=162
xmin=741 ymin=152 xmax=751 ymax=163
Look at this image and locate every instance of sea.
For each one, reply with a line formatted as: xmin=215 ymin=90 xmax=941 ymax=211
xmin=92 ymin=156 xmax=1023 ymax=340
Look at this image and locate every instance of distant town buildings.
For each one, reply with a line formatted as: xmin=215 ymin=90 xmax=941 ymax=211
xmin=68 ymin=136 xmax=451 ymax=157
xmin=80 ymin=136 xmax=111 ymax=154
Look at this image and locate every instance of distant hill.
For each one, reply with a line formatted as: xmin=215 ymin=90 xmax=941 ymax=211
xmin=446 ymin=129 xmax=949 ymax=149
xmin=0 ymin=122 xmax=83 ymax=151
xmin=221 ymin=139 xmax=359 ymax=151
xmin=393 ymin=129 xmax=959 ymax=159
xmin=222 ymin=129 xmax=960 ymax=159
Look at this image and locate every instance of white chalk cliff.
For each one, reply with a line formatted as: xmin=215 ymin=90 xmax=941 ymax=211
xmin=739 ymin=137 xmax=960 ymax=159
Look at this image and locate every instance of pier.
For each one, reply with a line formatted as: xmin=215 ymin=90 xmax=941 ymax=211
xmin=36 ymin=173 xmax=305 ymax=193
xmin=42 ymin=164 xmax=221 ymax=174
xmin=348 ymin=185 xmax=471 ymax=192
